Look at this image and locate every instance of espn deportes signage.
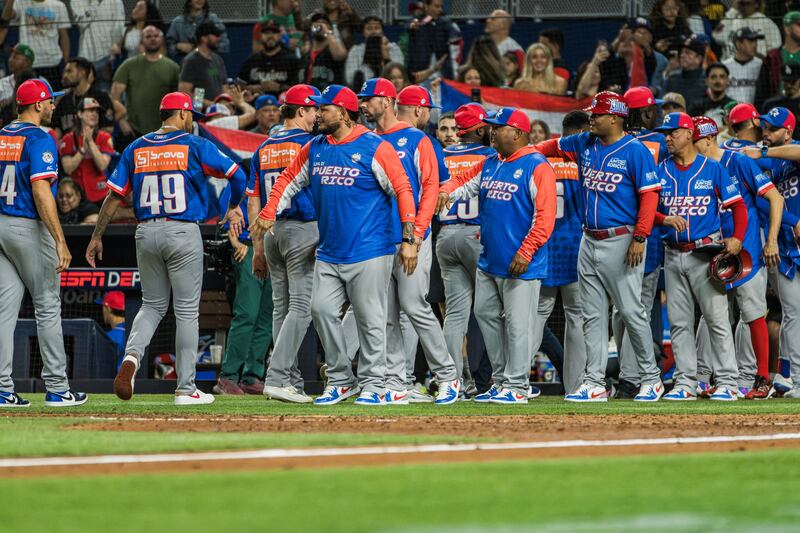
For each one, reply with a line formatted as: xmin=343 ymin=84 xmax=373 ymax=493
xmin=60 ymin=269 xmax=141 ymax=290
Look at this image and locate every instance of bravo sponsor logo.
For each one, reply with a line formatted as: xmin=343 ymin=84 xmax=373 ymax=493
xmin=661 ymin=195 xmax=712 ymax=216
xmin=259 ymin=142 xmax=299 ymax=168
xmin=313 ymin=164 xmax=359 ymax=186
xmin=134 ymin=145 xmax=189 ymax=172
xmin=0 ymin=135 xmax=25 ymax=161
xmin=581 ymin=167 xmax=624 ymax=192
xmin=482 ymin=179 xmax=518 ymax=201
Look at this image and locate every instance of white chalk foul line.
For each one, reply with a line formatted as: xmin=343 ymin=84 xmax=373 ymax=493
xmin=2 ymin=432 xmax=800 ymax=469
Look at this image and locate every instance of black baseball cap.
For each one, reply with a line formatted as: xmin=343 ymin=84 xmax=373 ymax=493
xmin=195 ymin=21 xmax=223 ymax=39
xmin=783 ymin=62 xmax=800 ymax=82
xmin=732 ymin=27 xmax=764 ymax=41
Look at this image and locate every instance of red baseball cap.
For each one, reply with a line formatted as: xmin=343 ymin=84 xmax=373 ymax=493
xmin=397 ymin=85 xmax=441 ymax=109
xmin=16 ymin=78 xmax=63 ymax=106
xmin=728 ymin=103 xmax=759 ymax=125
xmin=357 ymin=78 xmax=397 ymax=99
xmin=624 ymin=86 xmax=664 ymax=109
xmin=309 ymin=84 xmax=359 ymax=112
xmin=284 ymin=84 xmax=321 ymax=106
xmin=160 ymin=91 xmax=205 ymax=119
xmin=214 ymin=93 xmax=233 ymax=103
xmin=584 ymin=91 xmax=629 ymax=117
xmin=483 ymin=106 xmax=531 ymax=133
xmin=454 ymin=103 xmax=487 ymax=136
xmin=97 ymin=291 xmax=125 ymax=311
xmin=654 ymin=112 xmax=695 ymax=132
xmin=691 ymin=115 xmax=719 ymax=141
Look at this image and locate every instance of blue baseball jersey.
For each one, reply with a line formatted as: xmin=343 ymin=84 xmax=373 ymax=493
xmin=718 ymin=150 xmax=774 ymax=288
xmin=759 ymin=145 xmax=800 ymax=278
xmin=0 ymin=122 xmax=58 ymax=219
xmin=246 ymin=127 xmax=316 ymax=221
xmin=440 ymin=142 xmax=495 ymax=226
xmin=630 ymin=128 xmax=669 ymax=275
xmin=107 ymin=130 xmax=246 ymax=222
xmin=542 ymin=155 xmax=582 ymax=287
xmin=218 ymin=184 xmax=250 ymax=242
xmin=657 ymin=155 xmax=742 ymax=244
xmin=720 ymin=138 xmax=755 ymax=151
xmin=556 ymin=132 xmax=661 ymax=229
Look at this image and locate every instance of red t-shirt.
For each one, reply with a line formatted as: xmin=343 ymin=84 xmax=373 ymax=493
xmin=59 ymin=130 xmax=115 ymax=203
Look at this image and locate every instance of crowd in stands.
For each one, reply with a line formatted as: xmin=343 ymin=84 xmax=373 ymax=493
xmin=1 ymin=0 xmax=800 ymax=225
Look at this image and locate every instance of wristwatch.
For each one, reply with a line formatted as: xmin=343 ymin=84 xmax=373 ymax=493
xmin=761 ymin=145 xmax=769 ymax=158
xmin=402 ymin=237 xmax=416 ymax=245
xmin=632 ymin=235 xmax=646 ymax=244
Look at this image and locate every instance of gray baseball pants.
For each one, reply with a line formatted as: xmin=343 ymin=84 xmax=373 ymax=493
xmin=125 ymin=220 xmax=204 ymax=394
xmin=474 ymin=270 xmax=540 ymax=395
xmin=665 ymin=248 xmax=738 ymax=393
xmin=311 ymin=254 xmax=393 ymax=395
xmin=579 ymin=233 xmax=660 ymax=389
xmin=385 ymin=236 xmax=457 ymax=391
xmin=263 ymin=220 xmax=318 ymax=389
xmin=0 ymin=215 xmax=70 ymax=393
xmin=530 ymin=282 xmax=586 ymax=395
xmin=776 ymin=271 xmax=800 ymax=383
xmin=612 ymin=267 xmax=661 ymax=386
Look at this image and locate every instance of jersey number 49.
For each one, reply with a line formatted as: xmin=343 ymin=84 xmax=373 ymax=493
xmin=139 ymin=173 xmax=187 ymax=215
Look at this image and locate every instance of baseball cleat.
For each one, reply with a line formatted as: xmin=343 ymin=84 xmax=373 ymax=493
xmin=614 ymin=379 xmax=639 ymax=399
xmin=44 ymin=390 xmax=88 ymax=407
xmin=773 ymin=375 xmax=793 ymax=397
xmin=663 ymin=388 xmax=697 ymax=401
xmin=314 ymin=385 xmax=357 ymax=405
xmin=435 ymin=380 xmax=460 ymax=405
xmin=565 ymin=383 xmax=608 ymax=403
xmin=473 ymin=384 xmax=501 ymax=403
xmin=264 ymin=385 xmax=313 ymax=403
xmin=174 ymin=389 xmax=215 ymax=405
xmin=696 ymin=381 xmax=714 ymax=398
xmin=710 ymin=386 xmax=739 ymax=402
xmin=744 ymin=376 xmax=774 ymax=400
xmin=736 ymin=386 xmax=750 ymax=399
xmin=0 ymin=391 xmax=30 ymax=408
xmin=113 ymin=354 xmax=138 ymax=401
xmin=634 ymin=382 xmax=665 ymax=402
xmin=783 ymin=387 xmax=800 ymax=399
xmin=354 ymin=390 xmax=385 ymax=406
xmin=488 ymin=388 xmax=528 ymax=404
xmin=408 ymin=389 xmax=434 ymax=403
xmin=212 ymin=378 xmax=244 ymax=395
xmin=528 ymin=385 xmax=541 ymax=399
xmin=385 ymin=389 xmax=410 ymax=405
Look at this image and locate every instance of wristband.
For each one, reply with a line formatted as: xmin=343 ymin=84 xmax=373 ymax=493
xmin=401 ymin=237 xmax=415 ymax=245
xmin=761 ymin=145 xmax=769 ymax=158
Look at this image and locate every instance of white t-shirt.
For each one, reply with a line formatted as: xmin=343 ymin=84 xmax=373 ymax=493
xmin=13 ymin=0 xmax=71 ymax=68
xmin=723 ymin=56 xmax=762 ymax=104
xmin=496 ymin=36 xmax=523 ymax=57
xmin=206 ymin=115 xmax=239 ymax=130
xmin=72 ymin=0 xmax=126 ymax=63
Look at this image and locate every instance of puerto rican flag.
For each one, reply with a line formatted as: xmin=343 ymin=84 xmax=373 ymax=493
xmin=198 ymin=123 xmax=267 ymax=163
xmin=439 ymin=79 xmax=593 ymax=135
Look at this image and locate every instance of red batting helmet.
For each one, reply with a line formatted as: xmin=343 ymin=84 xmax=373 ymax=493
xmin=709 ymin=250 xmax=753 ymax=284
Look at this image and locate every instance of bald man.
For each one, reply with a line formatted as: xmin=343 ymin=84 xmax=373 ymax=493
xmin=484 ymin=10 xmax=523 ymax=65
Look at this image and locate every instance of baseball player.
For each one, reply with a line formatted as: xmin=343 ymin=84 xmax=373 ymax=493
xmin=437 ymin=103 xmax=495 ymax=395
xmin=86 ymin=92 xmax=247 ymax=405
xmin=721 ymin=103 xmax=762 ymax=151
xmin=438 ymin=107 xmax=556 ymax=404
xmin=358 ymin=79 xmax=459 ymax=405
xmin=654 ymin=112 xmax=747 ymax=401
xmin=251 ymin=84 xmax=418 ymax=406
xmin=246 ymin=84 xmax=320 ymax=404
xmin=692 ymin=115 xmax=784 ymax=400
xmin=528 ymin=110 xmax=589 ymax=396
xmin=0 ymin=79 xmax=87 ymax=407
xmin=536 ymin=91 xmax=664 ymax=403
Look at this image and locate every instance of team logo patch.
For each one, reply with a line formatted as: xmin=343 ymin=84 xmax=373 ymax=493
xmin=351 ymin=152 xmax=361 ymax=162
xmin=770 ymin=108 xmax=781 ymax=117
xmin=134 ymin=145 xmax=189 ymax=172
xmin=726 ymin=184 xmax=738 ymax=194
xmin=695 ymin=179 xmax=713 ymax=190
xmin=322 ymin=87 xmax=331 ymax=95
xmin=697 ymin=122 xmax=718 ymax=137
xmin=607 ymin=157 xmax=627 ymax=170
xmin=610 ymin=99 xmax=628 ymax=115
xmin=513 ymin=168 xmax=523 ymax=179
xmin=398 ymin=137 xmax=407 ymax=147
xmin=645 ymin=171 xmax=658 ymax=182
xmin=42 ymin=151 xmax=54 ymax=164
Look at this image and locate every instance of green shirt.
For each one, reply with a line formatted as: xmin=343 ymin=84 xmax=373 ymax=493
xmin=113 ymin=54 xmax=180 ymax=134
xmin=782 ymin=48 xmax=800 ymax=66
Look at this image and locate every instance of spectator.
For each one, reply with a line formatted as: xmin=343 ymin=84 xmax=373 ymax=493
xmin=202 ymin=85 xmax=256 ymax=131
xmin=54 ymin=57 xmax=116 ymax=138
xmin=630 ymin=17 xmax=669 ymax=93
xmin=382 ymin=62 xmax=410 ymax=93
xmin=178 ymin=21 xmax=228 ymax=103
xmin=2 ymin=0 xmax=70 ymax=88
xmin=502 ymin=51 xmax=522 ymax=87
xmin=406 ymin=0 xmax=462 ymax=82
xmin=462 ymin=34 xmax=504 ymax=88
xmin=0 ymin=68 xmax=36 ymax=126
xmin=71 ymin=0 xmax=126 ymax=91
xmin=649 ymin=0 xmax=692 ymax=55
xmin=485 ymin=9 xmax=523 ymax=72
xmin=713 ymin=0 xmax=781 ymax=60
xmin=457 ymin=66 xmax=481 ymax=86
xmin=686 ymin=0 xmax=713 ymax=37
xmin=539 ymin=28 xmax=570 ymax=81
xmin=166 ymin=0 xmax=229 ymax=63
xmin=114 ymin=1 xmax=167 ymax=59
xmin=311 ymin=0 xmax=361 ymax=50
xmin=717 ymin=99 xmax=738 ymax=144
xmin=0 ymin=44 xmax=34 ymax=107
xmin=239 ymin=20 xmax=301 ymax=98
xmin=59 ymin=97 xmax=115 ymax=205
xmin=756 ymin=11 xmax=800 ymax=108
xmin=345 ymin=16 xmax=403 ymax=89
xmin=251 ymin=93 xmax=280 ymax=135
xmin=689 ymin=62 xmax=736 ymax=127
xmin=663 ymin=35 xmax=708 ymax=104
xmin=530 ymin=119 xmax=551 ymax=143
xmin=661 ymin=91 xmax=687 ymax=113
xmin=514 ymin=43 xmax=567 ymax=95
xmin=724 ymin=27 xmax=764 ymax=103
xmin=97 ymin=291 xmax=126 ymax=370
xmin=435 ymin=111 xmax=456 ymax=147
xmin=303 ymin=14 xmax=347 ymax=90
xmin=56 ymin=178 xmax=99 ymax=224
xmin=251 ymin=0 xmax=303 ymax=55
xmin=575 ymin=59 xmax=602 ymax=100
xmin=762 ymin=63 xmax=800 ymax=139
xmin=111 ymin=26 xmax=179 ymax=148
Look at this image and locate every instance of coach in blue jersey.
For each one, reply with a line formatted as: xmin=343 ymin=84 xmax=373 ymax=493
xmin=253 ymin=85 xmax=418 ymax=406
xmin=86 ymin=92 xmax=247 ymax=406
xmin=654 ymin=112 xmax=747 ymax=401
xmin=247 ymin=84 xmax=320 ymax=404
xmin=537 ymin=91 xmax=664 ymax=403
xmin=439 ymin=107 xmax=557 ymax=404
xmin=0 ymin=79 xmax=87 ymax=407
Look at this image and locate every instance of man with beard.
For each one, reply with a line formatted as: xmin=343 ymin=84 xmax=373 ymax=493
xmin=762 ymin=63 xmax=800 ymax=140
xmin=53 ymin=57 xmax=115 ymax=138
xmin=178 ymin=21 xmax=228 ymax=104
xmin=689 ymin=63 xmax=737 ymax=127
xmin=239 ymin=20 xmax=301 ymax=98
xmin=0 ymin=79 xmax=88 ymax=407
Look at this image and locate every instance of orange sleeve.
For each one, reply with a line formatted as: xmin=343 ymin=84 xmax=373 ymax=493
xmin=413 ymin=135 xmax=439 ymax=238
xmin=259 ymin=142 xmax=311 ymax=220
xmin=517 ymin=161 xmax=557 ymax=261
xmin=374 ymin=141 xmax=415 ymax=223
xmin=439 ymin=159 xmax=484 ymax=195
xmin=534 ymin=139 xmax=575 ymax=161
